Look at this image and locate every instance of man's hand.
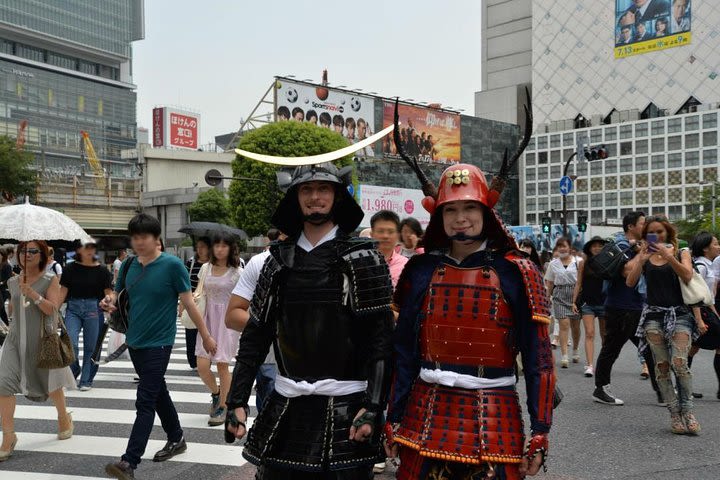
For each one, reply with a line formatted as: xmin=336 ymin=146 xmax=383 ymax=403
xmin=100 ymin=293 xmax=117 ymax=313
xmin=348 ymin=408 xmax=374 ymax=443
xmin=202 ymin=335 xmax=218 ymax=356
xmin=519 ymin=453 xmax=544 ymax=476
xmin=226 ymin=407 xmax=247 ymax=440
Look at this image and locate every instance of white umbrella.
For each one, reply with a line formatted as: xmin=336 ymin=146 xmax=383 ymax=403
xmin=0 ymin=197 xmax=92 ymax=245
xmin=0 ymin=198 xmax=92 ymax=306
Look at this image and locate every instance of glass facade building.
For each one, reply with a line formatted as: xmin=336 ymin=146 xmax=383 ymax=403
xmin=0 ymin=0 xmax=144 ymax=177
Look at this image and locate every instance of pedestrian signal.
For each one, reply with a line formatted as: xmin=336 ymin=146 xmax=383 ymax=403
xmin=541 ymin=217 xmax=552 ymax=234
xmin=578 ymin=215 xmax=587 ymax=233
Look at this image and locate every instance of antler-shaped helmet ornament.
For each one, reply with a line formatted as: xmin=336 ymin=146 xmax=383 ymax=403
xmin=393 ymin=87 xmax=533 ymax=211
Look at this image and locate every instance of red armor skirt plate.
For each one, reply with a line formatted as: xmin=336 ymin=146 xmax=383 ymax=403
xmin=395 ymin=380 xmax=525 ymax=465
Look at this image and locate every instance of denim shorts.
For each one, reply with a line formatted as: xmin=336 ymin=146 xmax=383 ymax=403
xmin=581 ymin=304 xmax=605 ymax=318
xmin=644 ymin=310 xmax=695 ymax=337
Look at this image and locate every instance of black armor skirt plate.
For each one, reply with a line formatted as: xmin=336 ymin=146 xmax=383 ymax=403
xmin=242 ymin=390 xmax=384 ymax=472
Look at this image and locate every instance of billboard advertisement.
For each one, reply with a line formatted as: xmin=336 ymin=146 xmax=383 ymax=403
xmin=275 ymin=79 xmax=377 ymax=157
xmin=615 ymin=0 xmax=691 ymax=59
xmin=358 ymin=184 xmax=430 ymax=229
xmin=152 ymin=107 xmax=200 ymax=150
xmin=382 ymin=102 xmax=461 ymax=164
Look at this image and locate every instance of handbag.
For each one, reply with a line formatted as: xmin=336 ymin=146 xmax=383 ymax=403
xmin=181 ymin=262 xmax=208 ymax=329
xmin=680 ymin=271 xmax=714 ymax=306
xmin=587 ymin=239 xmax=633 ymax=280
xmin=37 ymin=308 xmax=75 ymax=370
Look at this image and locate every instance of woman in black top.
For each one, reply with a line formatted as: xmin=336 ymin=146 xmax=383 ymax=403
xmin=59 ymin=242 xmax=113 ymax=390
xmin=572 ymin=237 xmax=607 ymax=378
xmin=0 ymin=248 xmax=12 ymax=326
xmin=180 ymin=237 xmax=210 ymax=370
xmin=627 ymin=217 xmax=701 ymax=435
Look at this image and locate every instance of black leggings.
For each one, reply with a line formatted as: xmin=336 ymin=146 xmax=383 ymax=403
xmin=256 ymin=465 xmax=373 ymax=480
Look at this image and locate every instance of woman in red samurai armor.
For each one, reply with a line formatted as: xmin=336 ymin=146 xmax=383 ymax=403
xmin=384 ymin=97 xmax=556 ymax=480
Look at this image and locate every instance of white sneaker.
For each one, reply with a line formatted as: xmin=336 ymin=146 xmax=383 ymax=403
xmin=79 ymin=385 xmax=92 ymax=392
xmin=584 ymin=365 xmax=594 ymax=377
xmin=373 ymin=461 xmax=385 ymax=473
xmin=561 ymin=355 xmax=569 ymax=368
xmin=572 ymin=351 xmax=580 ymax=363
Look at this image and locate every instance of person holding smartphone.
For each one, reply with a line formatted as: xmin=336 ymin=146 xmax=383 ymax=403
xmin=626 ymin=216 xmax=703 ymax=435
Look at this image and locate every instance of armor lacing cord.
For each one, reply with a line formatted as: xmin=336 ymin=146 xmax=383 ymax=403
xmin=525 ymin=433 xmax=549 ymax=472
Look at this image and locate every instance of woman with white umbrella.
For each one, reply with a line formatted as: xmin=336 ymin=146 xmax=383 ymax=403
xmin=0 ymin=240 xmax=77 ymax=461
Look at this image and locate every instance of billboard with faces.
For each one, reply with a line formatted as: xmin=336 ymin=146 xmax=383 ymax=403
xmin=615 ymin=0 xmax=691 ymax=58
xmin=275 ymin=79 xmax=377 ymax=157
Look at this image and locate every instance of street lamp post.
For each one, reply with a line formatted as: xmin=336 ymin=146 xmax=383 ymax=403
xmin=561 ymin=152 xmax=578 ymax=237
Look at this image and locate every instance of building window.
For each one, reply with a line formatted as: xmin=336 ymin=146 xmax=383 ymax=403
xmin=686 ymin=187 xmax=700 ymax=203
xmin=620 ymin=175 xmax=633 ymax=188
xmin=636 ymin=174 xmax=649 ymax=188
xmin=605 ymin=176 xmax=618 ymax=190
xmin=576 ymin=196 xmax=588 ymax=208
xmin=551 ymin=196 xmax=561 ymax=209
xmin=550 ymin=150 xmax=561 ymax=164
xmin=606 ymin=192 xmax=618 ymax=206
xmin=525 ymin=153 xmax=536 ymax=166
xmin=668 ymin=188 xmax=683 ymax=203
xmin=685 ymin=115 xmax=700 ymax=131
xmin=17 ymin=44 xmax=44 ymax=62
xmin=527 ymin=138 xmax=535 ymax=151
xmin=686 ymin=133 xmax=700 ymax=148
xmin=703 ymin=149 xmax=718 ymax=165
xmin=667 ymin=135 xmax=682 ymax=151
xmin=591 ymin=210 xmax=604 ymax=223
xmin=636 ymin=139 xmax=649 ymax=154
xmin=0 ymin=39 xmax=13 ymax=54
xmin=651 ymin=137 xmax=665 ymax=152
xmin=635 ymin=156 xmax=648 ymax=170
xmin=668 ymin=205 xmax=683 ymax=220
xmin=526 ymin=183 xmax=537 ymax=196
xmin=605 ymin=127 xmax=618 ymax=141
xmin=550 ymin=135 xmax=561 ymax=148
xmin=651 ymin=120 xmax=665 ymax=135
xmin=538 ymin=182 xmax=549 ymax=195
xmin=550 ymin=165 xmax=561 ymax=178
xmin=526 ymin=213 xmax=537 ymax=224
xmin=591 ymin=193 xmax=603 ymax=207
xmin=591 ymin=129 xmax=602 ymax=142
xmin=667 ymin=118 xmax=682 ymax=133
xmin=652 ymin=172 xmax=665 ymax=186
xmin=651 ymin=155 xmax=665 ymax=170
xmin=620 ymin=125 xmax=633 ymax=139
xmin=637 ymin=190 xmax=649 ymax=204
xmin=685 ymin=169 xmax=700 ymax=183
xmin=538 ymin=168 xmax=549 ymax=180
xmin=537 ymin=136 xmax=548 ymax=149
xmin=620 ymin=191 xmax=633 ymax=206
xmin=527 ymin=198 xmax=536 ymax=211
xmin=538 ymin=198 xmax=548 ymax=210
xmin=703 ymin=131 xmax=717 ymax=147
xmin=591 ymin=178 xmax=603 ymax=191
xmin=704 ymin=168 xmax=718 ymax=182
xmin=686 ymin=151 xmax=700 ymax=167
xmin=590 ymin=161 xmax=603 ymax=175
xmin=620 ymin=158 xmax=634 ymax=173
xmin=703 ymin=113 xmax=718 ymax=129
xmin=635 ymin=123 xmax=648 ymax=137
xmin=668 ymin=153 xmax=682 ymax=168
xmin=576 ymin=178 xmax=588 ymax=192
xmin=563 ymin=133 xmax=574 ymax=146
xmin=526 ymin=168 xmax=536 ymax=181
xmin=605 ymin=159 xmax=618 ymax=174
xmin=605 ymin=209 xmax=619 ymax=219
xmin=687 ymin=204 xmax=701 ymax=216
xmin=620 ymin=141 xmax=633 ymax=155
xmin=538 ymin=151 xmax=548 ymax=164
xmin=652 ymin=190 xmax=666 ymax=203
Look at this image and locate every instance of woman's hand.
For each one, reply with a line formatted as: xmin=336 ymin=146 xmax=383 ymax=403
xmin=19 ymin=281 xmax=39 ymax=301
xmin=654 ymin=243 xmax=675 ymax=261
xmin=697 ymin=320 xmax=709 ymax=335
xmin=202 ymin=335 xmax=218 ymax=356
xmin=571 ymin=303 xmax=579 ymax=315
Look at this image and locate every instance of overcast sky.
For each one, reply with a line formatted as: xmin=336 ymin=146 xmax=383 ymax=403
xmin=133 ymin=0 xmax=483 ymax=146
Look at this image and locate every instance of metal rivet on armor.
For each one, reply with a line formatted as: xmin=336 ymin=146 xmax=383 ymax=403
xmin=461 ymin=169 xmax=469 ymax=176
xmin=462 ymin=176 xmax=470 ymax=184
xmin=453 ymin=177 xmax=462 ymax=185
xmin=446 ymin=171 xmax=454 ymax=178
xmin=454 ymin=170 xmax=462 ymax=177
xmin=446 ymin=178 xmax=454 ymax=186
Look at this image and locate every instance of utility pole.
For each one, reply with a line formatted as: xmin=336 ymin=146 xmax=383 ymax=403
xmin=561 ymin=152 xmax=577 ymax=237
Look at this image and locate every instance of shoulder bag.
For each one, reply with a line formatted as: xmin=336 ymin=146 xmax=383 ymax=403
xmin=37 ymin=307 xmax=75 ymax=370
xmin=587 ymin=239 xmax=633 ymax=280
xmin=181 ymin=262 xmax=209 ymax=329
xmin=109 ymin=257 xmax=143 ymax=333
xmin=680 ymin=256 xmax=714 ymax=306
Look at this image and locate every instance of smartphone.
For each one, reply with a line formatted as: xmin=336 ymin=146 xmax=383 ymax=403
xmin=646 ymin=233 xmax=658 ymax=252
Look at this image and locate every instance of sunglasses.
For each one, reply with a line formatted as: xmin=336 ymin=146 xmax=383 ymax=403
xmin=19 ymin=248 xmax=41 ymax=255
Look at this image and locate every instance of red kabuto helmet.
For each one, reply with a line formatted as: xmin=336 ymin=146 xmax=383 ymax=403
xmin=421 ymin=164 xmax=492 ymax=215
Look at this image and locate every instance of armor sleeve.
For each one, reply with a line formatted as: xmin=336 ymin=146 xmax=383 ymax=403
xmin=503 ymin=256 xmax=555 ymax=433
xmin=342 ymin=245 xmax=394 ymax=412
xmin=226 ymin=318 xmax=275 ymax=410
xmin=247 ymin=253 xmax=281 ymax=326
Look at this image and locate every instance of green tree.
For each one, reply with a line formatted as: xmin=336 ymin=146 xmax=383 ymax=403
xmin=676 ymin=182 xmax=720 ymax=240
xmin=228 ymin=121 xmax=356 ymax=236
xmin=187 ymin=188 xmax=232 ymax=225
xmin=0 ymin=135 xmax=36 ymax=202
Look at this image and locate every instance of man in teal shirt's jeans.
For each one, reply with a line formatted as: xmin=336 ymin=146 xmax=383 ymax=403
xmin=101 ymin=214 xmax=217 ymax=480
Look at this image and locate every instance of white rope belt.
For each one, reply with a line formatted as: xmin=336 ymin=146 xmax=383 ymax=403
xmin=419 ymin=368 xmax=516 ymax=389
xmin=274 ymin=374 xmax=367 ymax=398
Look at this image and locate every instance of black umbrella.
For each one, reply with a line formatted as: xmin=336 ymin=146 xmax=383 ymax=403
xmin=178 ymin=222 xmax=248 ymax=241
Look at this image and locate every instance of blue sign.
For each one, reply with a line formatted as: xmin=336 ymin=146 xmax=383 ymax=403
xmin=347 ymin=183 xmax=355 ymax=197
xmin=559 ymin=176 xmax=573 ymax=195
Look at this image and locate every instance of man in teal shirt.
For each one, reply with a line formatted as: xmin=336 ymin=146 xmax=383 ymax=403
xmin=101 ymin=214 xmax=216 ymax=480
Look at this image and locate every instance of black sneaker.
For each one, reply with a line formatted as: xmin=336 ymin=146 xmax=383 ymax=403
xmin=692 ymin=392 xmax=703 ymax=399
xmin=105 ymin=460 xmax=135 ymax=479
xmin=593 ymin=385 xmax=624 ymax=405
xmin=210 ymin=392 xmax=220 ymax=415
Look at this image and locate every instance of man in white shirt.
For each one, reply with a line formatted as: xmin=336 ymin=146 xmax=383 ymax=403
xmin=112 ymin=249 xmax=128 ymax=286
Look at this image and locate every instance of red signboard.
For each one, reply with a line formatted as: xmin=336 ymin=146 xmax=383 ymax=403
xmin=168 ymin=112 xmax=198 ymax=149
xmin=152 ymin=107 xmax=164 ymax=147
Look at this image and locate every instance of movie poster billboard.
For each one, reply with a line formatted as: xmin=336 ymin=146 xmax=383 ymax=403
xmin=382 ymin=102 xmax=461 ymax=164
xmin=275 ymin=79 xmax=377 ymax=157
xmin=358 ymin=184 xmax=430 ymax=229
xmin=615 ymin=0 xmax=691 ymax=59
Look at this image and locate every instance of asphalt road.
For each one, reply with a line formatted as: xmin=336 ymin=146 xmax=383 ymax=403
xmin=3 ymin=328 xmax=720 ymax=480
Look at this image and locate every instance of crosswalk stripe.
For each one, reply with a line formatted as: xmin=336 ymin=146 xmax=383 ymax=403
xmin=12 ymin=433 xmax=246 ymax=466
xmin=63 ymin=387 xmax=256 ymax=405
xmin=0 ymin=472 xmax=106 ymax=480
xmin=92 ymin=372 xmax=205 ymax=386
xmin=87 ymin=361 xmax=229 ymax=373
xmin=13 ymin=405 xmax=255 ymax=431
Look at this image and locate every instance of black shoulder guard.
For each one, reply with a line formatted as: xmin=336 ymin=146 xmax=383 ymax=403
xmin=248 ymin=252 xmax=282 ymax=325
xmin=340 ymin=240 xmax=393 ymax=316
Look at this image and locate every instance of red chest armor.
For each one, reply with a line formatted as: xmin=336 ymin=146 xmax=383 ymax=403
xmin=419 ymin=264 xmax=515 ymax=369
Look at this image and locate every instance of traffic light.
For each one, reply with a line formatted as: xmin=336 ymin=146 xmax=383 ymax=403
xmin=578 ymin=215 xmax=587 ymax=233
xmin=584 ymin=145 xmax=608 ymax=161
xmin=541 ymin=216 xmax=552 ymax=234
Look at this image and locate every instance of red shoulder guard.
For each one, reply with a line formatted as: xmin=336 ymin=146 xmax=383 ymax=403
xmin=504 ymin=252 xmax=552 ymax=325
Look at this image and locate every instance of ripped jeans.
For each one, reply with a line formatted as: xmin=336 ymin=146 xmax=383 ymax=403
xmin=644 ymin=313 xmax=695 ymax=414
